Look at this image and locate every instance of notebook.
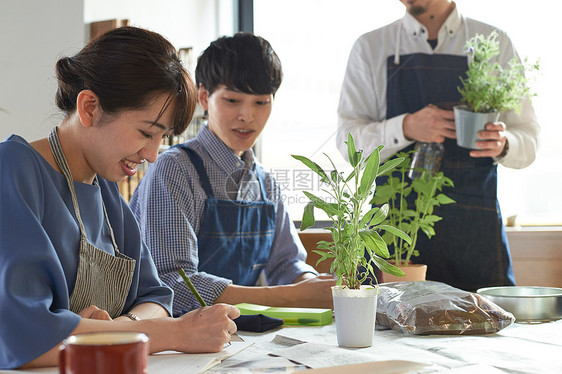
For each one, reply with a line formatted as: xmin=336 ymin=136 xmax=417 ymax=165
xmin=235 ymin=303 xmax=332 ymax=326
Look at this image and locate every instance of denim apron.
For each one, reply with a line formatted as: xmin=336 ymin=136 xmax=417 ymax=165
xmin=48 ymin=128 xmax=136 ymax=318
xmin=382 ymin=48 xmax=515 ymax=291
xmin=177 ymin=145 xmax=275 ymax=286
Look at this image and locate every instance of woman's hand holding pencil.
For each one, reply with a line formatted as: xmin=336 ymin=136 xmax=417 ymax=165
xmin=177 ymin=267 xmax=243 ymax=345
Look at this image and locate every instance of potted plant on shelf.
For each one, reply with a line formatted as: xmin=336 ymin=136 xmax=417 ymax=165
xmin=372 ymin=151 xmax=455 ymax=282
xmin=454 ymin=30 xmax=539 ymax=149
xmin=292 ymin=133 xmax=410 ymax=348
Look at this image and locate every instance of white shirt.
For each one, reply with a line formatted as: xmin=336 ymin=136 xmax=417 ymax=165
xmin=337 ymin=5 xmax=539 ymax=168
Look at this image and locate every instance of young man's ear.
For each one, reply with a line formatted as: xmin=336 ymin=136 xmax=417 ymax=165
xmin=76 ymin=90 xmax=101 ymax=128
xmin=197 ymin=84 xmax=210 ymax=111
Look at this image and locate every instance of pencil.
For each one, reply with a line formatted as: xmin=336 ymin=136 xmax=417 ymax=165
xmin=177 ymin=267 xmax=207 ymax=307
xmin=177 ymin=267 xmax=244 ymax=343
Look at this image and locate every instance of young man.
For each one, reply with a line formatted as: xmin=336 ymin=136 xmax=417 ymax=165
xmin=130 ymin=33 xmax=335 ymax=316
xmin=337 ymin=0 xmax=540 ymax=291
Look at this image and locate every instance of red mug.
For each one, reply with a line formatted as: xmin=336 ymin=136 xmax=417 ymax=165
xmin=58 ymin=332 xmax=149 ymax=374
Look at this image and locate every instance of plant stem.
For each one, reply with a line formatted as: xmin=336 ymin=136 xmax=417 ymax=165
xmin=404 ymin=176 xmax=438 ymax=263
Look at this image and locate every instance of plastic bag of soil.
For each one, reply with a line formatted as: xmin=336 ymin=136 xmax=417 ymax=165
xmin=376 ymin=281 xmax=515 ymax=335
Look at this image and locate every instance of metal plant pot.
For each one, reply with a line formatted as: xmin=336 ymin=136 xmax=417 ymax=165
xmin=453 ymin=105 xmax=500 ymax=149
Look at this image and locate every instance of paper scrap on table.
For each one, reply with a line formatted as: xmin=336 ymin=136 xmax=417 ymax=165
xmin=208 ymin=357 xmax=307 ymax=373
xmin=268 ymin=333 xmax=431 ymax=373
xmin=150 ymin=341 xmax=254 ymax=373
xmin=270 ymin=334 xmax=306 ymax=346
xmin=305 ymin=360 xmax=431 ymax=374
xmin=269 ymin=342 xmax=384 ymax=369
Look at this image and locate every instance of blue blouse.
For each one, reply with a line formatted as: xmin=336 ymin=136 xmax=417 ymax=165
xmin=0 ymin=135 xmax=173 ymax=369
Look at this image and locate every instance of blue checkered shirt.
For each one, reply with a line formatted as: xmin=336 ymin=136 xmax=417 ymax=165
xmin=129 ymin=125 xmax=317 ymax=316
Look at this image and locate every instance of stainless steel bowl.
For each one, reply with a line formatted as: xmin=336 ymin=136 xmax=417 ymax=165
xmin=477 ymin=286 xmax=562 ymax=323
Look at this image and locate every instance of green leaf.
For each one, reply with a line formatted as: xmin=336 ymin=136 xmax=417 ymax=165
xmin=330 ymin=170 xmax=339 ymax=183
xmin=371 ymin=255 xmax=406 ymax=277
xmin=422 ymin=215 xmax=442 ymax=224
xmin=435 ymin=194 xmax=455 ymax=205
xmin=345 ymin=169 xmax=357 ymax=183
xmin=377 ymin=156 xmax=405 ymax=177
xmin=346 ymin=133 xmax=359 ymax=167
xmin=303 ymin=191 xmax=340 ymax=217
xmin=359 ymin=230 xmax=390 ymax=258
xmin=300 ymin=202 xmax=316 ymax=230
xmin=331 ymin=230 xmax=339 ymax=243
xmin=291 ymin=154 xmax=328 ymax=181
xmin=402 ymin=209 xmax=416 ymax=218
xmin=359 ymin=204 xmax=388 ymax=228
xmin=359 ymin=206 xmax=388 ymax=227
xmin=412 ymin=179 xmax=431 ymax=196
xmin=381 ymin=230 xmax=393 ymax=245
xmin=371 ymin=184 xmax=395 ymax=205
xmin=359 ymin=146 xmax=380 ymax=197
xmin=420 ymin=224 xmax=436 ymax=238
xmin=378 ymin=224 xmax=412 ymax=245
xmin=372 ymin=203 xmax=389 ymax=226
xmin=312 ymin=250 xmax=336 ymax=264
xmin=359 ymin=207 xmax=377 ymax=227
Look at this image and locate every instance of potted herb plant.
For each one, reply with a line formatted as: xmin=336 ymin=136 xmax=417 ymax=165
xmin=454 ymin=30 xmax=539 ymax=149
xmin=372 ymin=152 xmax=455 ymax=282
xmin=292 ymin=134 xmax=410 ymax=348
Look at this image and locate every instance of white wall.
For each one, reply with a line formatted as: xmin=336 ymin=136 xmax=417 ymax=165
xmin=0 ymin=0 xmax=234 ymax=143
xmin=0 ymin=0 xmax=84 ymax=141
xmin=84 ymin=0 xmax=234 ymax=80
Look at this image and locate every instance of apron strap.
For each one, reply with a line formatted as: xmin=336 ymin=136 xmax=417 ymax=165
xmin=47 ymin=127 xmax=120 ymax=253
xmin=175 ymin=145 xmax=215 ymax=198
xmin=463 ymin=16 xmax=470 ymax=65
xmin=176 ymin=144 xmax=271 ymax=204
xmin=254 ymin=164 xmax=270 ymax=204
xmin=394 ymin=23 xmax=402 ymax=65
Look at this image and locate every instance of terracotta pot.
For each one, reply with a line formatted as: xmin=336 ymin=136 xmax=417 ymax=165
xmin=380 ymin=263 xmax=427 ymax=283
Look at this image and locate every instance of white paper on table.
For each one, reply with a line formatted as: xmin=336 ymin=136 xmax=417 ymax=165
xmin=304 ymin=360 xmax=431 ymax=374
xmin=269 ymin=341 xmax=418 ymax=369
xmin=208 ymin=357 xmax=307 ymax=373
xmin=149 ymin=341 xmax=254 ymax=373
xmin=395 ymin=334 xmax=562 ymax=374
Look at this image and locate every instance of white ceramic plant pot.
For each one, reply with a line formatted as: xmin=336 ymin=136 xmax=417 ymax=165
xmin=453 ymin=105 xmax=500 ymax=149
xmin=331 ymin=285 xmax=378 ymax=348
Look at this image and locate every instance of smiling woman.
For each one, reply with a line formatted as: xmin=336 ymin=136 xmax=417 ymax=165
xmin=0 ymin=26 xmax=241 ymax=370
xmin=55 ymin=91 xmax=178 ymax=183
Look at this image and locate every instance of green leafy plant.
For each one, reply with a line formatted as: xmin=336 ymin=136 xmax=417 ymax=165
xmin=458 ymin=30 xmax=539 ymax=113
xmin=292 ymin=134 xmax=410 ymax=289
xmin=372 ymin=152 xmax=455 ymax=267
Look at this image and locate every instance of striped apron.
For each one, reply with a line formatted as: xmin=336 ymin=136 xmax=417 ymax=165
xmin=48 ymin=128 xmax=135 ymax=318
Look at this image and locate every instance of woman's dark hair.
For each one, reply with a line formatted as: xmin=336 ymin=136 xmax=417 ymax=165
xmin=55 ymin=26 xmax=196 ymax=135
xmin=195 ymin=32 xmax=282 ymax=96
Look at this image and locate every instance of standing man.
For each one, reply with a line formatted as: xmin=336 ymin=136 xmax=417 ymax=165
xmin=337 ymin=0 xmax=539 ymax=291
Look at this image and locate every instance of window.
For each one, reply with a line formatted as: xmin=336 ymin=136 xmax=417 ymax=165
xmin=254 ymin=0 xmax=561 ymax=226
